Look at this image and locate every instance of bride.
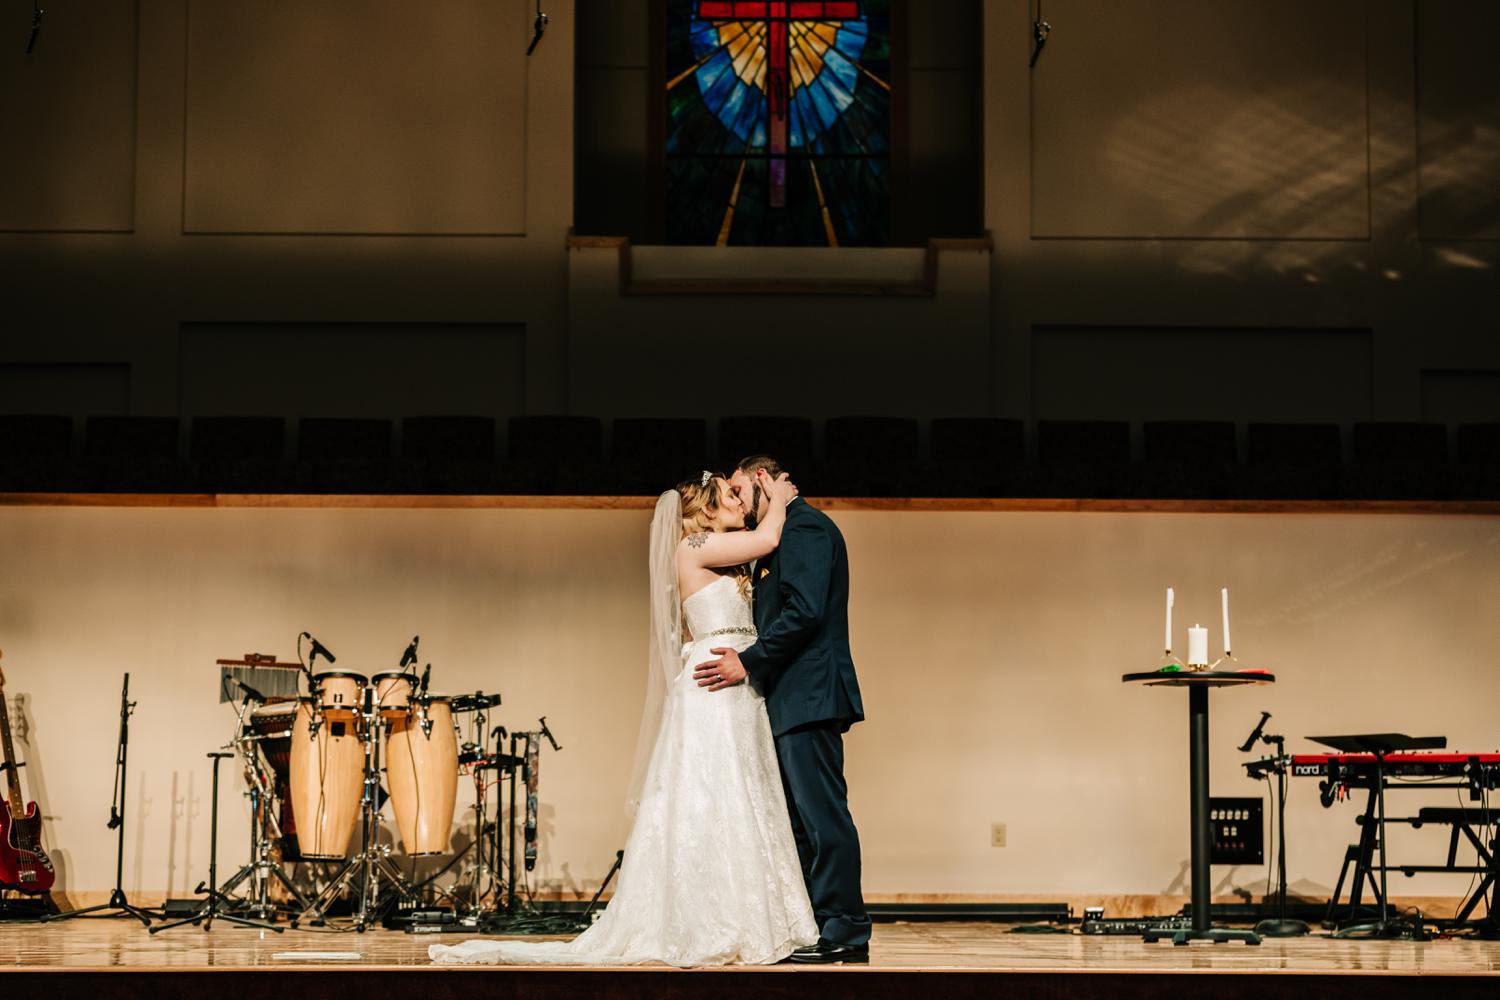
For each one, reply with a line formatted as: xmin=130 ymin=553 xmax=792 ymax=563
xmin=430 ymin=469 xmax=817 ymax=966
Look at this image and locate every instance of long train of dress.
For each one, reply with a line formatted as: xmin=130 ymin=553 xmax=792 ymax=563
xmin=430 ymin=576 xmax=817 ymax=966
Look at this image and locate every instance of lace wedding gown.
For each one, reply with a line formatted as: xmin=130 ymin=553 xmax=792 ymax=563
xmin=430 ymin=575 xmax=817 ymax=966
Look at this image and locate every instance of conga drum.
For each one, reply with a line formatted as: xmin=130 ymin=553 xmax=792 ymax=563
xmin=246 ymin=701 xmax=301 ymax=858
xmin=312 ymin=671 xmax=367 ymax=720
xmin=288 ymin=698 xmax=365 ymax=859
xmin=385 ymin=695 xmax=459 ymax=856
xmin=371 ymin=670 xmax=415 ymax=718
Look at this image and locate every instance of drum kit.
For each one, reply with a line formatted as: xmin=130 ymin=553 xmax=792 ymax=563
xmin=222 ymin=636 xmax=512 ymax=930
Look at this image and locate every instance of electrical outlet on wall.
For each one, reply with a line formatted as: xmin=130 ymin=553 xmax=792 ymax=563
xmin=990 ymin=823 xmax=1007 ymax=847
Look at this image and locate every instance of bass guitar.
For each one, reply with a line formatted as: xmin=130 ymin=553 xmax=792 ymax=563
xmin=0 ymin=652 xmax=55 ymax=893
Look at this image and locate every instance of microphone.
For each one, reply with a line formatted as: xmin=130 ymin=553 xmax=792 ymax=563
xmin=27 ymin=2 xmax=43 ymax=56
xmin=415 ymin=663 xmax=433 ymax=736
xmin=526 ymin=2 xmax=548 ymax=55
xmin=303 ymin=632 xmax=337 ymax=667
xmin=1237 ymin=711 xmax=1271 ymax=753
xmin=400 ymin=635 xmax=420 ymax=669
xmin=538 ymin=715 xmax=562 ymax=752
xmin=237 ymin=680 xmax=267 ymax=702
xmin=1029 ymin=19 xmax=1051 ymax=68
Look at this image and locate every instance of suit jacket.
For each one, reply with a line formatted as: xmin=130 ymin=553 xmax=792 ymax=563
xmin=740 ymin=498 xmax=864 ymax=737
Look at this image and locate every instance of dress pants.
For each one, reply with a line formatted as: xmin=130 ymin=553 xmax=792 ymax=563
xmin=774 ymin=722 xmax=871 ymax=946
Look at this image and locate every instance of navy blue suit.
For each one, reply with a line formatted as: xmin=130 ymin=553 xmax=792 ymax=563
xmin=739 ymin=497 xmax=870 ymax=946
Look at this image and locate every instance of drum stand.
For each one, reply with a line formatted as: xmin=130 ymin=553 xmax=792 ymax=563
xmin=454 ymin=705 xmax=501 ymax=917
xmin=297 ymin=698 xmax=420 ymax=931
xmin=215 ymin=734 xmax=310 ymax=921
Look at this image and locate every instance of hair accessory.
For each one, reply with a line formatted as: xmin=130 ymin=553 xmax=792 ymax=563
xmin=699 ymin=470 xmax=713 ymax=487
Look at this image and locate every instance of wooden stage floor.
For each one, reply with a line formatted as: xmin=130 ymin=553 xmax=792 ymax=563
xmin=3 ymin=918 xmax=1499 ymax=999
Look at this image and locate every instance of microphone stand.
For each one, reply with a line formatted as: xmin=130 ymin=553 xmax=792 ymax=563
xmin=149 ymin=753 xmax=281 ymax=934
xmin=1253 ymin=733 xmax=1309 ymax=937
xmin=47 ymin=674 xmax=155 ymax=926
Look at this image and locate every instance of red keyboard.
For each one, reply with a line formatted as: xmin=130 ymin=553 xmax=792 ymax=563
xmin=1291 ymin=752 xmax=1500 ymax=779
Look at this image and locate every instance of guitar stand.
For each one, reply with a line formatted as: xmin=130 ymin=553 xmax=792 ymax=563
xmin=151 ymin=753 xmax=281 ymax=934
xmin=46 ymin=673 xmax=156 ymax=927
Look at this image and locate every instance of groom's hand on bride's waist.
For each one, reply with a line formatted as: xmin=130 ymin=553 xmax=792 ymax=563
xmin=693 ymin=647 xmax=747 ymax=692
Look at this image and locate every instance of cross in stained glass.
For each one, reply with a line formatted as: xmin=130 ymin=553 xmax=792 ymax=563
xmin=694 ymin=1 xmax=861 ymax=208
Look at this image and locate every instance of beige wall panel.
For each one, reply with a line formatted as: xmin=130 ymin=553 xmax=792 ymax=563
xmin=2 ymin=506 xmax=1496 ymax=900
xmin=1421 ymin=369 xmax=1500 ymax=423
xmin=183 ymin=0 xmax=528 ymax=235
xmin=178 ymin=322 xmax=525 ymax=432
xmin=0 ymin=0 xmax=137 ymax=232
xmin=1031 ymin=0 xmax=1369 ymax=239
xmin=1416 ymin=0 xmax=1500 ymax=241
xmin=1034 ymin=326 xmax=1372 ymax=424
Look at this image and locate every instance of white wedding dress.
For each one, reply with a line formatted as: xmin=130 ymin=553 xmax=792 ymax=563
xmin=430 ymin=575 xmax=817 ymax=966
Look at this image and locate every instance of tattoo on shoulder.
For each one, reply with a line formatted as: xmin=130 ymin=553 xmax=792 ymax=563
xmin=686 ymin=532 xmax=709 ymax=549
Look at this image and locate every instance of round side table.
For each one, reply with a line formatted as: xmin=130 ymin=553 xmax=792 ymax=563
xmin=1123 ymin=669 xmax=1276 ymax=945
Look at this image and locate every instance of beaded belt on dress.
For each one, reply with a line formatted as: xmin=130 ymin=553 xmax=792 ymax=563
xmin=703 ymin=626 xmax=757 ymax=638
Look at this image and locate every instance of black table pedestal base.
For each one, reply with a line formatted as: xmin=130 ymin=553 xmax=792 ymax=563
xmin=1144 ymin=926 xmax=1262 ymax=946
xmin=1256 ymin=917 xmax=1310 ymax=937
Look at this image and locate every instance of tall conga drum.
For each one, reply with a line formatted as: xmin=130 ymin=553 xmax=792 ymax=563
xmin=371 ymin=670 xmax=415 ymax=719
xmin=288 ymin=698 xmax=365 ymax=859
xmin=312 ymin=671 xmax=366 ymax=720
xmin=385 ymin=695 xmax=458 ymax=856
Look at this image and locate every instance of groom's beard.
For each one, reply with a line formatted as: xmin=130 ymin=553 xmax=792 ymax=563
xmin=744 ymin=483 xmax=764 ymax=530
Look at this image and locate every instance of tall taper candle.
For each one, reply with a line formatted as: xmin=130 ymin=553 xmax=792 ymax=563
xmin=1222 ymin=587 xmax=1232 ymax=655
xmin=1165 ymin=587 xmax=1175 ymax=653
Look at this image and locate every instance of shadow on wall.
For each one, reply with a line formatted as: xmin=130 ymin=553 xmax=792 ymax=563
xmin=1094 ymin=84 xmax=1497 ymax=282
xmin=164 ymin=770 xmax=199 ymax=900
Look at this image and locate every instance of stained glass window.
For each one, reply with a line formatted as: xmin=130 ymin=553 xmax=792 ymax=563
xmin=664 ymin=0 xmax=892 ymax=247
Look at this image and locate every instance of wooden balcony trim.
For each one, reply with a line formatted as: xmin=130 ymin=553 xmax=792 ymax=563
xmin=3 ymin=493 xmax=1497 ymax=515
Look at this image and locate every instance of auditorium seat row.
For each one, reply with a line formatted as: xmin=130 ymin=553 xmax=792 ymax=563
xmin=1 ymin=415 xmax=1497 ymax=500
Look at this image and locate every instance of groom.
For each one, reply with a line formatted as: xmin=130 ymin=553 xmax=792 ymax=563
xmin=692 ymin=454 xmax=871 ymax=964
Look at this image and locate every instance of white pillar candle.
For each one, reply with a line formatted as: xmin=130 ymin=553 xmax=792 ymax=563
xmin=1221 ymin=587 xmax=1232 ymax=655
xmin=1165 ymin=587 xmax=1175 ymax=653
xmin=1188 ymin=624 xmax=1209 ymax=666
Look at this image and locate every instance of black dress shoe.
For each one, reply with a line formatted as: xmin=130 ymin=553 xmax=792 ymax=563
xmin=785 ymin=938 xmax=870 ymax=964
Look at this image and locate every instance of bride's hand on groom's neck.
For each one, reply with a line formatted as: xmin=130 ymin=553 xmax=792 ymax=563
xmin=760 ymin=470 xmax=797 ymax=506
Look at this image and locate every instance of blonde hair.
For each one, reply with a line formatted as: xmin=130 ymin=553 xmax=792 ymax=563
xmin=677 ymin=472 xmax=726 ymax=538
xmin=675 ymin=472 xmax=752 ymax=598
